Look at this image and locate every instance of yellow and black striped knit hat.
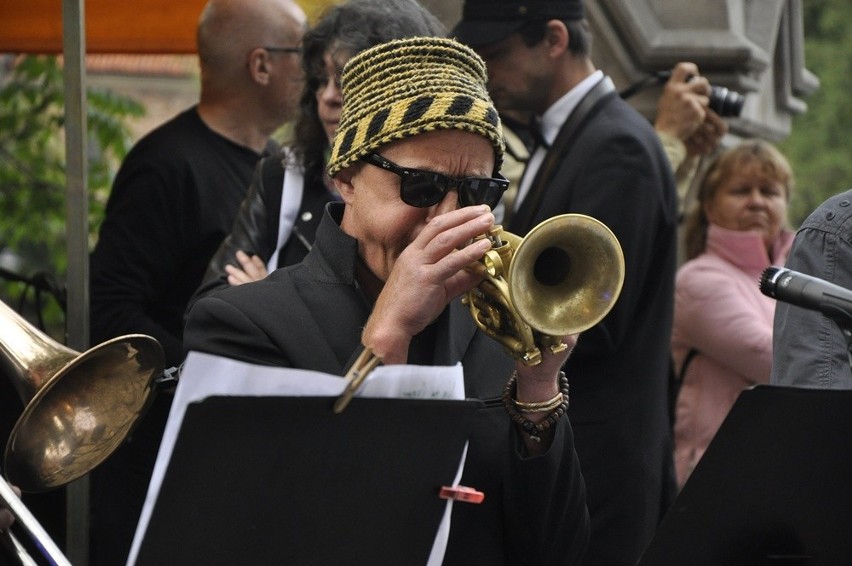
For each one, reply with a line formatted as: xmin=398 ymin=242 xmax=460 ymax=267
xmin=327 ymin=36 xmax=504 ymax=178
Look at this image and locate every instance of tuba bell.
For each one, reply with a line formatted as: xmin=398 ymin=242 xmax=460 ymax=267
xmin=463 ymin=213 xmax=625 ymax=365
xmin=0 ymin=298 xmax=164 ymax=493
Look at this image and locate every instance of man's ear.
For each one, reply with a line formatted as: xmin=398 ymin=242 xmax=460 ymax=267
xmin=248 ymin=48 xmax=271 ymax=85
xmin=545 ymin=20 xmax=570 ymax=56
xmin=333 ymin=165 xmax=357 ymax=205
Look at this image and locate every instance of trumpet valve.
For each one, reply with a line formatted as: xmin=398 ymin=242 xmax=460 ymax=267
xmin=482 ymin=249 xmax=505 ymax=278
xmin=485 ymin=224 xmax=505 ymax=247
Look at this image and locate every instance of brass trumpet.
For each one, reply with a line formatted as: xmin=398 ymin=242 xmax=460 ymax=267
xmin=463 ymin=214 xmax=625 ymax=365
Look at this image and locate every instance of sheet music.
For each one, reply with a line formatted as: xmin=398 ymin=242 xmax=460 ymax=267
xmin=127 ymin=351 xmax=465 ymax=565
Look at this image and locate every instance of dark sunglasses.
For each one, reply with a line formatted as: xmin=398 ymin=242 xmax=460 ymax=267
xmin=360 ymin=153 xmax=509 ymax=209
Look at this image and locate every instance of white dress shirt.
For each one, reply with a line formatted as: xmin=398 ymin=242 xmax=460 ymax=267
xmin=514 ymin=70 xmax=605 ymax=212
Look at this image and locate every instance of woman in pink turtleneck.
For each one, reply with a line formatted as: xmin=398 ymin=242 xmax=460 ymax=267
xmin=672 ymin=139 xmax=795 ymax=489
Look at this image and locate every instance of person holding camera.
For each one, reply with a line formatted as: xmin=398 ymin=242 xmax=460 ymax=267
xmin=654 ymin=62 xmax=730 ymax=217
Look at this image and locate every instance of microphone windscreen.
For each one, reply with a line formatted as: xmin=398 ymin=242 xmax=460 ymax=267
xmin=759 ymin=265 xmax=783 ymax=297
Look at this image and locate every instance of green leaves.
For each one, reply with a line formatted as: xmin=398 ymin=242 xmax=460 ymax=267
xmin=0 ymin=55 xmax=144 ymax=268
xmin=0 ymin=54 xmax=144 ymax=329
xmin=780 ymin=0 xmax=852 ymax=226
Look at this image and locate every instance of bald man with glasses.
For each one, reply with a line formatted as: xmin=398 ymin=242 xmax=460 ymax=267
xmin=88 ymin=0 xmax=306 ymax=563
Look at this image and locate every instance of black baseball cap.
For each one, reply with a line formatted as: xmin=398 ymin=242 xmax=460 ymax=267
xmin=452 ymin=0 xmax=584 ymax=48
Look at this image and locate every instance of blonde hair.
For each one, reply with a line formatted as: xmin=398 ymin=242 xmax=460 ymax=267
xmin=683 ymin=139 xmax=793 ymax=260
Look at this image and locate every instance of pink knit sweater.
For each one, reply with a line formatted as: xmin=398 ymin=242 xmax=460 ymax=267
xmin=672 ymin=223 xmax=794 ymax=488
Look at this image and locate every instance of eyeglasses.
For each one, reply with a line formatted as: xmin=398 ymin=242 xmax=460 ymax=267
xmin=263 ymin=46 xmax=302 ymax=55
xmin=360 ymin=153 xmax=508 ymax=209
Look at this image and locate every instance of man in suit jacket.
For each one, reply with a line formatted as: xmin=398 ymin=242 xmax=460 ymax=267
xmin=454 ymin=1 xmax=679 ymax=564
xmin=185 ymin=37 xmax=590 ymax=564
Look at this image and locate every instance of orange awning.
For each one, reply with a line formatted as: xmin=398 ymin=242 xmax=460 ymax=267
xmin=0 ymin=0 xmax=334 ymax=54
xmin=0 ymin=0 xmax=208 ymax=53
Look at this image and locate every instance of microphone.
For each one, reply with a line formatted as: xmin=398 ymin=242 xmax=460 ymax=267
xmin=760 ymin=266 xmax=852 ymax=326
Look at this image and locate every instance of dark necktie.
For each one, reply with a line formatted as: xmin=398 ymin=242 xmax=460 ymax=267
xmin=502 ymin=119 xmax=547 ymax=226
xmin=529 ymin=118 xmax=550 ymax=151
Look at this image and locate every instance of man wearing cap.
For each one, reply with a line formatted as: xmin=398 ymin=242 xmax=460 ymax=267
xmin=454 ymin=2 xmax=678 ymax=564
xmin=185 ymin=37 xmax=590 ymax=564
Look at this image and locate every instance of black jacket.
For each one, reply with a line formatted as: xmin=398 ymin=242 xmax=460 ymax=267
xmin=511 ymin=77 xmax=679 ymax=564
xmin=185 ymin=203 xmax=590 ymax=565
xmin=90 ymin=107 xmax=269 ymax=367
xmin=190 ymin=152 xmax=336 ymax=311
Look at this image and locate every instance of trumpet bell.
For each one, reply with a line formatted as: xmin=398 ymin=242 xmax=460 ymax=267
xmin=1 ymin=299 xmax=163 ymax=492
xmin=509 ymin=214 xmax=625 ymax=337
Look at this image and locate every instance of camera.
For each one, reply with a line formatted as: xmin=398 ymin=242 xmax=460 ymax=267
xmin=619 ymin=70 xmax=747 ymax=118
xmin=708 ymin=84 xmax=745 ymax=118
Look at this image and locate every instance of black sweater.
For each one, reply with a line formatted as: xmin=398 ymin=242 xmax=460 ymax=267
xmin=90 ymin=107 xmax=267 ymax=366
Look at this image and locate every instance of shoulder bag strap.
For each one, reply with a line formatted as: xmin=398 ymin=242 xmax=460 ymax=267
xmin=266 ymin=150 xmax=305 ymax=271
xmin=678 ymin=348 xmax=699 ymax=382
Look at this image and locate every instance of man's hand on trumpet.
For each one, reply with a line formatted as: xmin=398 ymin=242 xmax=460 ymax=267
xmin=361 ymin=205 xmax=495 ymax=365
xmin=511 ymin=332 xmax=578 ymax=455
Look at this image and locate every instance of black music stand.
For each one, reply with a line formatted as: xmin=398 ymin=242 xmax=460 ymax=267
xmin=641 ymin=385 xmax=852 ymax=565
xmin=132 ymin=395 xmax=481 ymax=565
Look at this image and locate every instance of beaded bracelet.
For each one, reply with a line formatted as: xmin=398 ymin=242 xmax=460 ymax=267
xmin=501 ymin=370 xmax=570 ymax=443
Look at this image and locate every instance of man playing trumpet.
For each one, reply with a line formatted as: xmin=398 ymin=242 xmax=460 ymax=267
xmin=185 ymin=36 xmax=590 ymax=564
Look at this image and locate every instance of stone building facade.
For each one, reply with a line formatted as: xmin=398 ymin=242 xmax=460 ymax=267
xmin=85 ymin=0 xmax=818 ymax=146
xmin=423 ymin=0 xmax=818 ymax=142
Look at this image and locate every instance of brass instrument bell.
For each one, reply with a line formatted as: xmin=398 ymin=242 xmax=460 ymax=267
xmin=1 ymin=299 xmax=163 ymax=492
xmin=464 ymin=213 xmax=625 ymax=365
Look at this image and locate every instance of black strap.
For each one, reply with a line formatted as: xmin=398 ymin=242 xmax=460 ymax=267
xmin=259 ymin=155 xmax=286 ymax=248
xmin=509 ymin=76 xmax=617 ymax=233
xmin=678 ymin=348 xmax=699 ymax=382
xmin=668 ymin=347 xmax=698 ymax=427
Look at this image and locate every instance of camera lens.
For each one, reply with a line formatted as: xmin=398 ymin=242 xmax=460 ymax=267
xmin=708 ymin=85 xmax=745 ymax=118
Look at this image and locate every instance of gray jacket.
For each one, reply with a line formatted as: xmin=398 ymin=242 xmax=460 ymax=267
xmin=771 ymin=189 xmax=852 ymax=388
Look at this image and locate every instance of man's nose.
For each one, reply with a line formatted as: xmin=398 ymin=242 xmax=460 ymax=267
xmin=427 ymin=190 xmax=460 ymax=221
